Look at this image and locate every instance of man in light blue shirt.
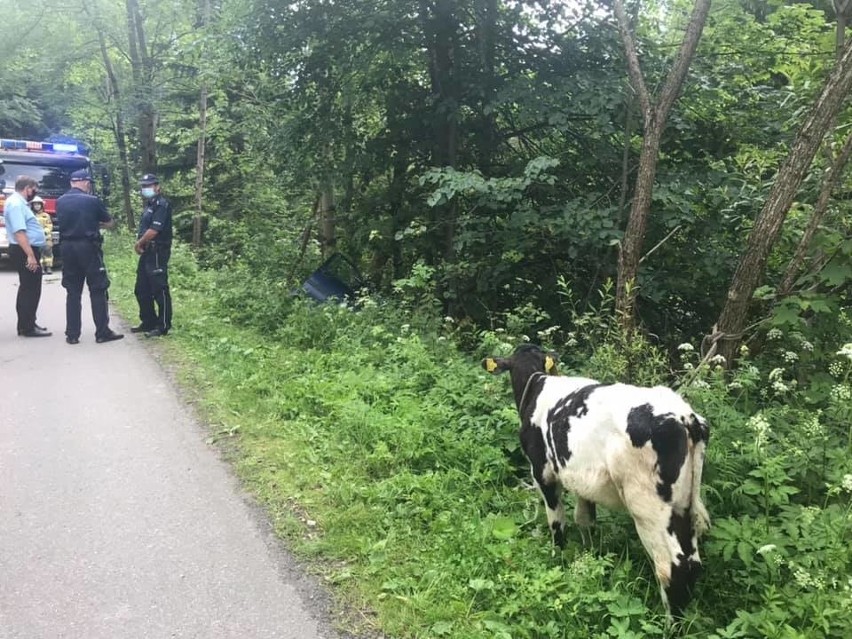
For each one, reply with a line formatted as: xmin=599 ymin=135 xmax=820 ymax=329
xmin=3 ymin=175 xmax=51 ymax=337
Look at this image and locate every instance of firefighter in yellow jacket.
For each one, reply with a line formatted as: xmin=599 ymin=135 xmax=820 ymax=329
xmin=31 ymin=196 xmax=54 ymax=274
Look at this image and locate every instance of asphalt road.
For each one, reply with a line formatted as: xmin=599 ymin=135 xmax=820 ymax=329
xmin=0 ymin=267 xmax=341 ymax=639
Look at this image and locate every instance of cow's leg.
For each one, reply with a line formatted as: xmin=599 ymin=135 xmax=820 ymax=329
xmin=574 ymin=499 xmax=596 ymax=546
xmin=664 ymin=510 xmax=703 ymax=619
xmin=621 ymin=485 xmax=682 ymax=619
xmin=532 ymin=465 xmax=566 ymax=551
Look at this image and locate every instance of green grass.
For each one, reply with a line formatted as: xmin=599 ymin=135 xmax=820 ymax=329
xmin=102 ymin=234 xmax=852 ymax=639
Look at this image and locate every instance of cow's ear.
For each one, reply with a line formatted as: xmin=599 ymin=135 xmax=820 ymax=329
xmin=545 ymin=353 xmax=559 ymax=374
xmin=482 ymin=357 xmax=510 ymax=374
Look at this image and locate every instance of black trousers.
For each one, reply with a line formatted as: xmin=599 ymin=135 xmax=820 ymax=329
xmin=134 ymin=245 xmax=171 ymax=332
xmin=9 ymin=244 xmax=43 ymax=334
xmin=61 ymin=240 xmax=111 ymax=339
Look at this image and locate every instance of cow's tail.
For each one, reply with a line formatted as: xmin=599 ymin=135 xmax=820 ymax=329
xmin=688 ymin=413 xmax=711 ymax=537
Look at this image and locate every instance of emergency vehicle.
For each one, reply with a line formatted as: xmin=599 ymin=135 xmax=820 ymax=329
xmin=0 ymin=138 xmax=109 ymax=263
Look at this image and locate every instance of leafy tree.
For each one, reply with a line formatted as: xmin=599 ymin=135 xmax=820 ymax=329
xmin=715 ymin=37 xmax=852 ymax=362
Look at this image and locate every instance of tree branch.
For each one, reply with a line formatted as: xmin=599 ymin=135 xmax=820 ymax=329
xmin=613 ymin=0 xmax=652 ymax=119
xmin=658 ymin=0 xmax=713 ymax=119
xmin=778 ymin=128 xmax=852 ymax=297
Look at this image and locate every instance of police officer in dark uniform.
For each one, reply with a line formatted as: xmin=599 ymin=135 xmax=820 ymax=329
xmin=132 ymin=174 xmax=173 ymax=337
xmin=56 ymin=169 xmax=124 ymax=345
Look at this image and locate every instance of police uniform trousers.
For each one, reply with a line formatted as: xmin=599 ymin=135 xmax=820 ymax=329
xmin=135 ymin=244 xmax=172 ymax=333
xmin=61 ymin=240 xmax=111 ymax=340
xmin=9 ymin=243 xmax=43 ymax=333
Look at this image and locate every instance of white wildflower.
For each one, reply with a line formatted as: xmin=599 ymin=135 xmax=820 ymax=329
xmin=801 ymin=341 xmax=814 ymax=352
xmin=757 ymin=544 xmax=777 ymax=555
xmin=740 ymin=344 xmax=750 ymax=357
xmin=830 ymin=384 xmax=852 ymax=403
xmin=710 ymin=354 xmax=727 ymax=366
xmin=748 ymin=413 xmax=771 ymax=449
xmin=842 ymin=474 xmax=852 ymax=494
xmin=829 ymin=362 xmax=844 ymax=377
xmin=792 ymin=565 xmax=826 ymax=591
xmin=837 ymin=343 xmax=852 ymax=361
xmin=772 ymin=380 xmax=789 ymax=394
xmin=768 ymin=368 xmax=785 ymax=382
xmin=728 ymin=380 xmax=743 ymax=391
xmin=801 ymin=506 xmax=819 ymax=526
xmin=767 ymin=328 xmax=783 ymax=340
xmin=783 ymin=351 xmax=798 ymax=363
xmin=802 ymin=413 xmax=823 ymax=438
xmin=793 ymin=567 xmax=812 ymax=589
xmin=692 ymin=379 xmax=710 ymax=390
xmin=678 ymin=343 xmax=694 ymax=352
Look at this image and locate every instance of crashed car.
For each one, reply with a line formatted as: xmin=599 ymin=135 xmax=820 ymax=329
xmin=300 ymin=253 xmax=364 ymax=303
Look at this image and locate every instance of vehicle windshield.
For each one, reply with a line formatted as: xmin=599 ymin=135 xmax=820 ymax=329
xmin=0 ymin=161 xmax=80 ymax=197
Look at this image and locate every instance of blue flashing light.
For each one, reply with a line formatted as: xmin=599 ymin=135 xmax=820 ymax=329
xmin=0 ymin=138 xmax=79 ymax=154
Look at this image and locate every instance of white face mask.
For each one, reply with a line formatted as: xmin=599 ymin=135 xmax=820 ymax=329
xmin=141 ymin=187 xmax=156 ymax=199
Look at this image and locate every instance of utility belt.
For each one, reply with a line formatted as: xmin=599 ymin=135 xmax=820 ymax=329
xmin=63 ymin=236 xmax=103 ymax=244
xmin=142 ymin=239 xmax=172 ymax=252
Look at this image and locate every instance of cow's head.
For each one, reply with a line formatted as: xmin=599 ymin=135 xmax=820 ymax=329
xmin=483 ymin=344 xmax=559 ymax=411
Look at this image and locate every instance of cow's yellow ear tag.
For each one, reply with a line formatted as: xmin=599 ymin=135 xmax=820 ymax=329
xmin=485 ymin=358 xmax=498 ymax=373
xmin=545 ymin=356 xmax=555 ymax=373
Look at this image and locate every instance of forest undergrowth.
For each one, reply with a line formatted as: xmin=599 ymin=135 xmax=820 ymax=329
xmin=104 ymin=235 xmax=852 ymax=639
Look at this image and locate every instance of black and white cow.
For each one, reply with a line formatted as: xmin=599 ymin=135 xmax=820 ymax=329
xmin=483 ymin=344 xmax=710 ymax=618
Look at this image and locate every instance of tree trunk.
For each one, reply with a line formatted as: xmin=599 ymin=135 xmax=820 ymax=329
xmin=835 ymin=0 xmax=851 ymax=57
xmin=420 ymin=0 xmax=459 ymax=268
xmin=616 ymin=120 xmax=663 ymax=323
xmin=618 ymin=97 xmax=635 ymax=227
xmin=193 ymin=0 xmax=212 ymax=249
xmin=715 ymin=38 xmax=852 ymax=363
xmin=777 ymin=129 xmax=852 ymax=297
xmin=193 ymin=82 xmax=207 ymax=249
xmin=612 ymin=0 xmax=712 ymax=331
xmin=96 ymin=35 xmax=134 ymax=228
xmin=83 ymin=0 xmax=135 ymax=230
xmin=475 ymin=0 xmax=498 ymax=169
xmin=125 ymin=0 xmax=157 ymax=173
xmin=779 ymin=0 xmax=852 ymax=295
xmin=319 ymin=186 xmax=336 ymax=258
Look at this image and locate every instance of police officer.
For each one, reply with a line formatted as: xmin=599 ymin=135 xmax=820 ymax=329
xmin=132 ymin=174 xmax=173 ymax=337
xmin=56 ymin=169 xmax=123 ymax=345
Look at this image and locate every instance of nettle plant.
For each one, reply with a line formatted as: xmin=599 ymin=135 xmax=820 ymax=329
xmin=675 ymin=334 xmax=852 ymax=638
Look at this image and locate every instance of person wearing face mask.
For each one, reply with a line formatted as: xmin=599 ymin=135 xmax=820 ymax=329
xmin=55 ymin=169 xmax=123 ymax=345
xmin=132 ymin=174 xmax=173 ymax=337
xmin=30 ymin=196 xmax=54 ymax=274
xmin=2 ymin=176 xmax=50 ymax=337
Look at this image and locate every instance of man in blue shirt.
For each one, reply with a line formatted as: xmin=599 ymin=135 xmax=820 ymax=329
xmin=3 ymin=176 xmax=50 ymax=337
xmin=56 ymin=170 xmax=123 ymax=345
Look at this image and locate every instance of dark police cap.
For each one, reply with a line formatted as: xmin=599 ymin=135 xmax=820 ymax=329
xmin=70 ymin=169 xmax=92 ymax=181
xmin=139 ymin=173 xmax=159 ymax=186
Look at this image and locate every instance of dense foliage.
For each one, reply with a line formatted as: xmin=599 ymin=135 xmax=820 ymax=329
xmin=4 ymin=0 xmax=850 ymax=636
xmin=2 ymin=0 xmax=849 ymax=347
